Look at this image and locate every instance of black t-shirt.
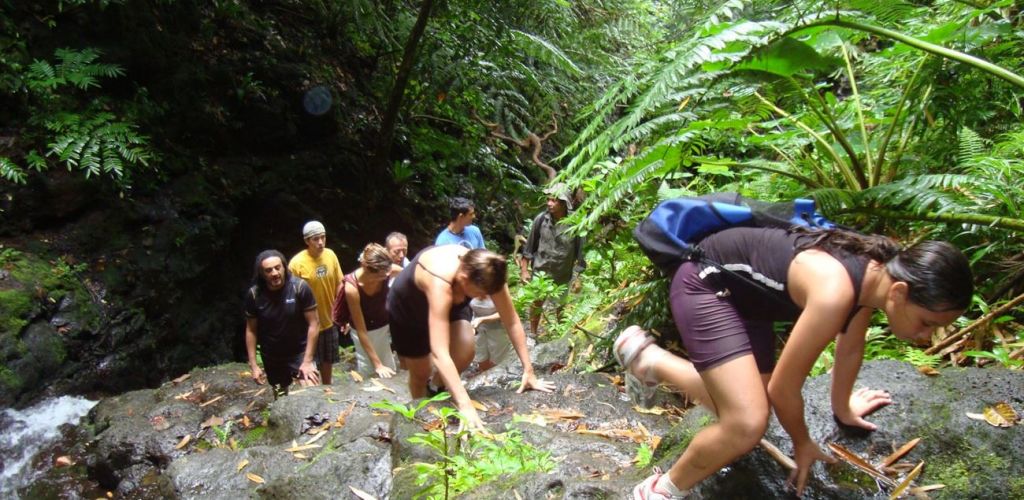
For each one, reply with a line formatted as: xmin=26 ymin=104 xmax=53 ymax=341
xmin=244 ymin=277 xmax=317 ymax=359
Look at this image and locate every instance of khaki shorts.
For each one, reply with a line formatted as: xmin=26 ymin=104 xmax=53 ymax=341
xmin=474 ymin=325 xmax=513 ymax=365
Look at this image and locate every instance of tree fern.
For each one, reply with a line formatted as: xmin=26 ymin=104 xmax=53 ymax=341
xmin=45 ymin=112 xmax=152 ymax=183
xmin=0 ymin=157 xmax=26 ymax=184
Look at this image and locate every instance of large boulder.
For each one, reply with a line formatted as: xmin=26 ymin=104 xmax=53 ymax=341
xmin=20 ymin=357 xmax=1024 ymax=499
xmin=656 ymin=360 xmax=1024 ymax=499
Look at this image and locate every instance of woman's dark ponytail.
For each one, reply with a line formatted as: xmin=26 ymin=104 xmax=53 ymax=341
xmin=797 ymin=228 xmax=973 ymax=311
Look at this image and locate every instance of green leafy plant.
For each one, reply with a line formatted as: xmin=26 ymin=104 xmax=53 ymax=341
xmin=407 ymin=406 xmax=555 ymax=499
xmin=371 ymin=392 xmax=451 ymax=421
xmin=964 ymin=346 xmax=1024 ymax=369
xmin=634 ymin=442 xmax=654 ymax=469
xmin=374 ymin=393 xmax=554 ymax=498
xmin=1 ymin=48 xmax=153 ymax=186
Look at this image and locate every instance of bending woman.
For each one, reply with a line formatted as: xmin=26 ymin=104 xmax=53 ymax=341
xmin=388 ymin=245 xmax=555 ymax=428
xmin=335 ymin=243 xmax=403 ymax=378
xmin=615 ymin=227 xmax=972 ymax=499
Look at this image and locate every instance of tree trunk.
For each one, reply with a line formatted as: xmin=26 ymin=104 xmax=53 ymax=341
xmin=375 ymin=0 xmax=435 ymax=167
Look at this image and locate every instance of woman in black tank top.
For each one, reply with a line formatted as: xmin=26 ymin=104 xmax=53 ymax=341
xmin=614 ymin=228 xmax=973 ymax=498
xmin=387 ymin=244 xmax=555 ymax=429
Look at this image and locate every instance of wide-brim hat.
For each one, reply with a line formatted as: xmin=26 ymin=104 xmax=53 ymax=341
xmin=545 ymin=183 xmax=573 ymax=211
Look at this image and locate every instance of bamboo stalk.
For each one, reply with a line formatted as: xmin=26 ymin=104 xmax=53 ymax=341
xmin=925 ymin=291 xmax=1024 ymax=356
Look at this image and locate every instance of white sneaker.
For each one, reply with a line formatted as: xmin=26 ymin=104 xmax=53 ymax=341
xmin=633 ymin=472 xmax=686 ymax=499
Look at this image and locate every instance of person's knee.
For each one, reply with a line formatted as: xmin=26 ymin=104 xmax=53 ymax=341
xmin=721 ymin=410 xmax=769 ymax=450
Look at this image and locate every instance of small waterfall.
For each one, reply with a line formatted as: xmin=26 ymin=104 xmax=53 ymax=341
xmin=0 ymin=396 xmax=97 ymax=496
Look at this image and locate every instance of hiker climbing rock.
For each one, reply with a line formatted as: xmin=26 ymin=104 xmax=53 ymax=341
xmin=387 ymin=245 xmax=555 ymax=430
xmin=617 ymin=227 xmax=973 ymax=498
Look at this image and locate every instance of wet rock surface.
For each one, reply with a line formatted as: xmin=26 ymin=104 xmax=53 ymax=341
xmin=23 ymin=355 xmax=1024 ymax=499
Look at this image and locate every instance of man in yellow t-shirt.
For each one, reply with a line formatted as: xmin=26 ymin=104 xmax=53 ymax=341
xmin=288 ymin=221 xmax=344 ymax=384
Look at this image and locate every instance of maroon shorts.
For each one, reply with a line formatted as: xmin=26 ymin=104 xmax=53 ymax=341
xmin=669 ymin=261 xmax=775 ymax=373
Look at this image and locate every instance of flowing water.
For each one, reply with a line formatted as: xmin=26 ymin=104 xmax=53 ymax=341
xmin=0 ymin=396 xmax=96 ymax=496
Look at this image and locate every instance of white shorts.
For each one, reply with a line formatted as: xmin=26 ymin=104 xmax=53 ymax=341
xmin=474 ymin=325 xmax=513 ymax=365
xmin=350 ymin=325 xmax=397 ymax=377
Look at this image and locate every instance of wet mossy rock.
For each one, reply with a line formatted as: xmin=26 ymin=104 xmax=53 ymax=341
xmin=23 ymin=357 xmax=1024 ymax=499
xmin=0 ymin=249 xmax=103 ymax=406
xmin=660 ymin=360 xmax=1024 ymax=499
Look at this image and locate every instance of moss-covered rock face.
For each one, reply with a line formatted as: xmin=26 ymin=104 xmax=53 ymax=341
xmin=664 ymin=360 xmax=1024 ymax=499
xmin=0 ymin=249 xmax=103 ymax=406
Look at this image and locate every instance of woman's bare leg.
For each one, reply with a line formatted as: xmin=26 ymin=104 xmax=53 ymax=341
xmin=664 ymin=354 xmax=770 ymax=490
xmin=404 ymin=355 xmax=432 ymax=398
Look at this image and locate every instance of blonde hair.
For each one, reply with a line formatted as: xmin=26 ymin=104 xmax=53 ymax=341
xmin=359 ymin=243 xmax=392 ymax=273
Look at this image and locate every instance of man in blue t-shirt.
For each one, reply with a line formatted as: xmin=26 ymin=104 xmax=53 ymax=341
xmin=435 ymin=197 xmax=485 ymax=249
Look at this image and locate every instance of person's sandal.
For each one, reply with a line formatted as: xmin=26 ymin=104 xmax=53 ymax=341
xmin=613 ymin=326 xmax=660 ymax=406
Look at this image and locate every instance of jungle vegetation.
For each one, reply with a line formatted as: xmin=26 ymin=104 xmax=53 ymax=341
xmin=1 ymin=0 xmax=1022 ymax=376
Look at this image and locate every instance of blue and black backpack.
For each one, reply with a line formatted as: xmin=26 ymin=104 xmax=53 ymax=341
xmin=633 ymin=192 xmax=836 ymax=276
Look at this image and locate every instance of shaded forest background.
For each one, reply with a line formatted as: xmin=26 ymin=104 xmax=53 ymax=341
xmin=1 ymin=0 xmax=1023 ymax=406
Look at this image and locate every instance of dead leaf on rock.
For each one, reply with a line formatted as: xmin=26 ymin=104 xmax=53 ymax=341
xmin=150 ymin=415 xmax=171 ymax=431
xmin=172 ymin=373 xmax=191 ymax=384
xmin=370 ymin=379 xmax=396 ymax=394
xmin=880 ymin=438 xmax=920 ymax=468
xmin=201 ymin=416 xmax=225 ymax=429
xmin=55 ymin=455 xmax=73 ymax=467
xmin=826 ymin=442 xmax=895 ymax=487
xmin=888 ymin=461 xmax=924 ymax=500
xmin=293 ymin=452 xmax=308 ymax=460
xmin=916 ymin=366 xmax=940 ymax=377
xmin=173 ymin=391 xmax=194 ymax=401
xmin=174 ymin=434 xmax=191 ymax=450
xmin=967 ymin=402 xmax=1020 ymax=427
xmin=470 ymin=400 xmax=487 ymax=412
xmin=350 ymin=370 xmax=364 ymax=383
xmin=540 ymin=409 xmax=584 ymax=421
xmin=246 ymin=472 xmax=265 ymax=484
xmin=199 ymin=395 xmax=224 ymax=407
xmin=305 ymin=430 xmax=327 ymax=445
xmin=632 ymin=405 xmax=669 ymax=415
xmin=284 ymin=443 xmax=322 ymax=453
xmin=241 ymin=415 xmax=252 ymax=428
xmin=236 ymin=459 xmax=249 ymax=472
xmin=349 ymin=485 xmax=378 ymax=500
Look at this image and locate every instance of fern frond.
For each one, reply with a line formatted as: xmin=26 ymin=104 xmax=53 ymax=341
xmin=511 ymin=30 xmax=582 ymax=76
xmin=0 ymin=157 xmax=27 ymax=184
xmin=956 ymin=127 xmax=986 ymax=165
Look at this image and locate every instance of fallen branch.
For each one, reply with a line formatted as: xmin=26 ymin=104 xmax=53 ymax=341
xmin=759 ymin=438 xmax=796 ymax=470
xmin=924 ymin=291 xmax=1024 ymax=356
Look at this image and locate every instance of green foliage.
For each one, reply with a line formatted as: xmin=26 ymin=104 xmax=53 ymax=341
xmin=371 ymin=392 xmax=451 ymax=422
xmin=1 ymin=47 xmax=153 ymax=187
xmin=408 ymin=406 xmax=555 ymax=499
xmin=963 ymin=345 xmax=1024 ymax=369
xmin=374 ymin=392 xmax=555 ymax=498
xmin=634 ymin=441 xmax=654 ymax=469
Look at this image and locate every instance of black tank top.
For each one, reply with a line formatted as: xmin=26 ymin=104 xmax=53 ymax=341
xmin=697 ymin=227 xmax=868 ymax=331
xmin=387 ymin=247 xmax=471 ymax=325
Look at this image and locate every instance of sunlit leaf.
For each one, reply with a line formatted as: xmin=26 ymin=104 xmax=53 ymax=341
xmin=174 ymin=434 xmax=191 ymax=450
xmin=349 ymin=485 xmax=378 ymax=500
xmin=201 ymin=416 xmax=225 ymax=429
xmin=880 ymin=438 xmax=920 ymax=468
xmin=889 ymin=461 xmax=924 ymax=500
xmin=246 ymin=472 xmax=265 ymax=484
xmin=827 ymin=443 xmax=895 ymax=487
xmin=236 ymin=459 xmax=249 ymax=472
xmin=172 ymin=373 xmax=191 ymax=384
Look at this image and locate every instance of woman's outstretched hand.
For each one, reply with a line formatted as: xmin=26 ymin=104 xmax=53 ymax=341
xmin=836 ymin=387 xmax=892 ymax=430
xmin=457 ymin=404 xmax=486 ymax=432
xmin=787 ymin=440 xmax=836 ymax=497
xmin=517 ymin=372 xmax=555 ymax=393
